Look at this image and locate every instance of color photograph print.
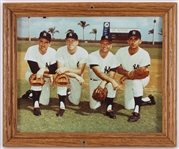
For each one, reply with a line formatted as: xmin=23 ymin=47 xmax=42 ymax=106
xmin=17 ymin=17 xmax=162 ymax=133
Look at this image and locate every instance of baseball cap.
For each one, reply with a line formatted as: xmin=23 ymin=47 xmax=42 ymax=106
xmin=39 ymin=30 xmax=51 ymax=42
xmin=66 ymin=32 xmax=78 ymax=40
xmin=101 ymin=35 xmax=112 ymax=43
xmin=128 ymin=30 xmax=141 ymax=39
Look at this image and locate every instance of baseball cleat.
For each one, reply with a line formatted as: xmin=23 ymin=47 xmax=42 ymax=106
xmin=128 ymin=112 xmax=140 ymax=122
xmin=148 ymin=94 xmax=156 ymax=105
xmin=21 ymin=89 xmax=33 ymax=99
xmin=33 ymin=108 xmax=41 ymax=116
xmin=67 ymin=88 xmax=71 ymax=96
xmin=106 ymin=110 xmax=116 ymax=119
xmin=56 ymin=109 xmax=65 ymax=117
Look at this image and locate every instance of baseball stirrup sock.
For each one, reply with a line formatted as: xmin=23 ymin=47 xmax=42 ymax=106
xmin=32 ymin=90 xmax=41 ymax=107
xmin=106 ymin=98 xmax=114 ymax=111
xmin=134 ymin=96 xmax=142 ymax=113
xmin=58 ymin=95 xmax=66 ymax=109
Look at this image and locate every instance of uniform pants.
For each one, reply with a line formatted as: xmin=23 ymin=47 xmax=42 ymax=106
xmin=124 ymin=76 xmax=150 ymax=110
xmin=57 ymin=78 xmax=82 ymax=105
xmin=89 ymin=79 xmax=116 ymax=109
xmin=25 ymin=71 xmax=50 ymax=105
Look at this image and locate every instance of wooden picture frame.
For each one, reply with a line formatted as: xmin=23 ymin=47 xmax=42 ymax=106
xmin=3 ymin=2 xmax=177 ymax=147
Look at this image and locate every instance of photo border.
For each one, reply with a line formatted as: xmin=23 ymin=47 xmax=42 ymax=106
xmin=3 ymin=2 xmax=177 ymax=147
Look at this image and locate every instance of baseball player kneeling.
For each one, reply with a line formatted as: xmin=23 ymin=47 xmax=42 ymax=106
xmin=115 ymin=30 xmax=156 ymax=122
xmin=88 ymin=35 xmax=120 ymax=119
xmin=24 ymin=31 xmax=57 ymax=116
xmin=55 ymin=32 xmax=88 ymax=117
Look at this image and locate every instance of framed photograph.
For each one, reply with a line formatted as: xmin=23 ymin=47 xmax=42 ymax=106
xmin=3 ymin=2 xmax=177 ymax=147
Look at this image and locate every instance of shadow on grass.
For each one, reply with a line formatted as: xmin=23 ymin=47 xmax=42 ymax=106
xmin=18 ymin=97 xmax=128 ymax=118
xmin=17 ymin=91 xmax=162 ymax=133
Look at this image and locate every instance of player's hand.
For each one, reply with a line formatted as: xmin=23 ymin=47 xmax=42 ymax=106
xmin=49 ymin=74 xmax=54 ymax=86
xmin=37 ymin=68 xmax=46 ymax=78
xmin=56 ymin=67 xmax=68 ymax=74
xmin=99 ymin=81 xmax=107 ymax=89
xmin=111 ymin=80 xmax=120 ymax=91
xmin=75 ymin=75 xmax=85 ymax=85
xmin=119 ymin=75 xmax=128 ymax=84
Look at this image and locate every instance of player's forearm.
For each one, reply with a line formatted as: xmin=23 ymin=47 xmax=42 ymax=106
xmin=117 ymin=66 xmax=128 ymax=76
xmin=64 ymin=67 xmax=82 ymax=76
xmin=96 ymin=71 xmax=115 ymax=84
xmin=64 ymin=72 xmax=77 ymax=78
xmin=48 ymin=62 xmax=57 ymax=74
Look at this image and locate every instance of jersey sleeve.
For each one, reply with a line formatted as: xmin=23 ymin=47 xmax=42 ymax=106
xmin=24 ymin=46 xmax=38 ymax=62
xmin=110 ymin=55 xmax=118 ymax=69
xmin=79 ymin=49 xmax=89 ymax=64
xmin=56 ymin=47 xmax=65 ymax=64
xmin=49 ymin=49 xmax=57 ymax=65
xmin=87 ymin=54 xmax=99 ymax=67
xmin=140 ymin=51 xmax=151 ymax=67
xmin=115 ymin=49 xmax=123 ymax=66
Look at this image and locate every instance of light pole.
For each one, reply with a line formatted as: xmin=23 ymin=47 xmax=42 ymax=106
xmin=28 ymin=17 xmax=31 ymax=42
xmin=152 ymin=18 xmax=156 ymax=45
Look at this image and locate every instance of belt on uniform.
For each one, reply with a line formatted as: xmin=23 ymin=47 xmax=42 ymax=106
xmin=90 ymin=78 xmax=99 ymax=81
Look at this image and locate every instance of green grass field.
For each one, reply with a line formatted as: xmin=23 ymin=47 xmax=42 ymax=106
xmin=17 ymin=42 xmax=162 ymax=133
xmin=18 ymin=80 xmax=162 ymax=133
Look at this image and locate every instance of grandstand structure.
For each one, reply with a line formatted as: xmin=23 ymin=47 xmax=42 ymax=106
xmin=110 ymin=28 xmax=140 ymax=43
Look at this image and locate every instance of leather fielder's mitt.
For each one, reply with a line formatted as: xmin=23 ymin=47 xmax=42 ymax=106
xmin=92 ymin=86 xmax=108 ymax=102
xmin=128 ymin=67 xmax=149 ymax=80
xmin=54 ymin=73 xmax=69 ymax=86
xmin=29 ymin=74 xmax=45 ymax=86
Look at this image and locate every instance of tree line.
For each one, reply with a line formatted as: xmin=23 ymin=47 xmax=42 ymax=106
xmin=48 ymin=20 xmax=162 ymax=42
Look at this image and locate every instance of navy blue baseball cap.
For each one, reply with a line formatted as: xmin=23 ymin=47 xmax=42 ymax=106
xmin=66 ymin=32 xmax=78 ymax=40
xmin=101 ymin=35 xmax=112 ymax=43
xmin=39 ymin=30 xmax=51 ymax=42
xmin=128 ymin=30 xmax=141 ymax=39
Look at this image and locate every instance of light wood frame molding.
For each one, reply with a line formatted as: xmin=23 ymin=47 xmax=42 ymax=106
xmin=3 ymin=2 xmax=177 ymax=147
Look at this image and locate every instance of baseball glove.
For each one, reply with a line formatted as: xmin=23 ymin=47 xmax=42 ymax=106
xmin=92 ymin=86 xmax=108 ymax=102
xmin=128 ymin=67 xmax=149 ymax=80
xmin=54 ymin=73 xmax=69 ymax=86
xmin=29 ymin=74 xmax=45 ymax=86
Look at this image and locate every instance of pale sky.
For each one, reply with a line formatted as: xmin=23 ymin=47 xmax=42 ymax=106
xmin=17 ymin=16 xmax=162 ymax=42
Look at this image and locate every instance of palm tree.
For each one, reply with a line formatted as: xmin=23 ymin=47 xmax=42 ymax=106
xmin=65 ymin=29 xmax=74 ymax=34
xmin=77 ymin=21 xmax=90 ymax=40
xmin=158 ymin=28 xmax=162 ymax=35
xmin=48 ymin=27 xmax=59 ymax=39
xmin=89 ymin=28 xmax=97 ymax=40
xmin=148 ymin=29 xmax=154 ymax=34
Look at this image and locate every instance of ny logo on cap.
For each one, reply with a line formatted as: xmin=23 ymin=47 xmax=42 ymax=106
xmin=43 ymin=32 xmax=47 ymax=36
xmin=69 ymin=33 xmax=72 ymax=36
xmin=105 ymin=35 xmax=109 ymax=39
xmin=132 ymin=31 xmax=136 ymax=35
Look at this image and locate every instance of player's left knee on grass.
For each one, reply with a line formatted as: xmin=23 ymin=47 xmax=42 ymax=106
xmin=89 ymin=100 xmax=101 ymax=110
xmin=68 ymin=91 xmax=81 ymax=105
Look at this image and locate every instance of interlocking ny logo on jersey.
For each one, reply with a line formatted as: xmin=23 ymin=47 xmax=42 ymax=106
xmin=104 ymin=66 xmax=110 ymax=74
xmin=133 ymin=64 xmax=139 ymax=69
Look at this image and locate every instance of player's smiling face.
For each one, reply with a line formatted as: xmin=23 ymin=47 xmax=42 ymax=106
xmin=127 ymin=36 xmax=142 ymax=49
xmin=38 ymin=38 xmax=51 ymax=55
xmin=100 ymin=40 xmax=112 ymax=53
xmin=66 ymin=38 xmax=79 ymax=52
